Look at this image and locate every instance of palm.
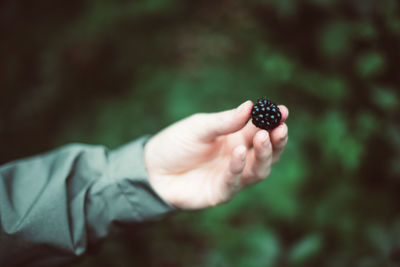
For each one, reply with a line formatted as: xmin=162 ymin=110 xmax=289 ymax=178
xmin=145 ymin=118 xmax=242 ymax=208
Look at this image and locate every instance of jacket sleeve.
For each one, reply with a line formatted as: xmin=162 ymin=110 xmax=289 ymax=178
xmin=0 ymin=136 xmax=176 ymax=266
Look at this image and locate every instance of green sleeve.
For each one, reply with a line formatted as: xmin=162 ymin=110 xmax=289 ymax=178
xmin=0 ymin=136 xmax=176 ymax=266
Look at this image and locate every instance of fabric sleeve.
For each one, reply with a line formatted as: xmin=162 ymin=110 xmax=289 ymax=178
xmin=0 ymin=136 xmax=176 ymax=266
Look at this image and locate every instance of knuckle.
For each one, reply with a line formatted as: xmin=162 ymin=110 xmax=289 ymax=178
xmin=272 ymin=155 xmax=281 ymax=164
xmin=256 ymin=167 xmax=271 ymax=180
xmin=190 ymin=113 xmax=205 ymax=122
xmin=257 ymin=150 xmax=272 ymax=161
xmin=225 ymin=177 xmax=236 ymax=188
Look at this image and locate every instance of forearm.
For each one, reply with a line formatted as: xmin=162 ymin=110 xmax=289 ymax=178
xmin=0 ymin=136 xmax=175 ymax=266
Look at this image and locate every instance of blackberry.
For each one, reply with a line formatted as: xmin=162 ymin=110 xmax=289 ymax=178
xmin=251 ymin=98 xmax=282 ymax=130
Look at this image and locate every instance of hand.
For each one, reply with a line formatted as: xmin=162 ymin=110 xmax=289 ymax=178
xmin=144 ymin=100 xmax=289 ymax=210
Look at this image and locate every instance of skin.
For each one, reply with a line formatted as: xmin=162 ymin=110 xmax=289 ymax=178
xmin=144 ymin=100 xmax=289 ymax=210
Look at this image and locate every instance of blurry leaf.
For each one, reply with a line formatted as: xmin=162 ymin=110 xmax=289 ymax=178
xmin=366 ymin=224 xmax=391 ymax=257
xmin=260 ymin=53 xmax=295 ymax=83
xmin=356 ymin=51 xmax=385 ymax=78
xmin=237 ymin=226 xmax=280 ymax=267
xmin=315 ymin=111 xmax=363 ymax=171
xmin=295 ymin=71 xmax=348 ymax=102
xmin=370 ymin=86 xmax=399 ymax=112
xmin=276 ymin=0 xmax=297 ymax=17
xmin=312 ymin=182 xmax=357 ymax=233
xmin=288 ymin=233 xmax=323 ymax=264
xmin=354 ymin=21 xmax=377 ymax=40
xmin=340 ymin=137 xmax=363 ymax=171
xmin=324 ymin=77 xmax=348 ymax=101
xmin=319 ymin=21 xmax=351 ymax=58
xmin=201 ymin=250 xmax=230 ymax=267
xmin=356 ymin=112 xmax=378 ymax=140
xmin=381 ymin=0 xmax=400 ymax=34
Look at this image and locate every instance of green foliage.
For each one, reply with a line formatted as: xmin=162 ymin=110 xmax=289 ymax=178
xmin=1 ymin=0 xmax=400 ymax=266
xmin=288 ymin=234 xmax=322 ymax=265
xmin=319 ymin=21 xmax=351 ymax=59
xmin=356 ymin=51 xmax=385 ymax=78
xmin=260 ymin=53 xmax=295 ymax=83
xmin=315 ymin=111 xmax=363 ymax=171
xmin=370 ymin=86 xmax=399 ymax=112
xmin=295 ymin=71 xmax=348 ymax=102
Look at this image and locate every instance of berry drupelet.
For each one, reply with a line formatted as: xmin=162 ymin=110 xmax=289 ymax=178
xmin=251 ymin=98 xmax=282 ymax=130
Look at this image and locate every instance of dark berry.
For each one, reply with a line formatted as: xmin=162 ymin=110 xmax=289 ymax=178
xmin=251 ymin=98 xmax=282 ymax=130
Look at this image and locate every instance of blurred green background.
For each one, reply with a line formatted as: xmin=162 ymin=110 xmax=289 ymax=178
xmin=1 ymin=0 xmax=400 ymax=266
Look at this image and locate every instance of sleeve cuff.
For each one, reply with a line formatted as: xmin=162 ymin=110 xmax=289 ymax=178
xmin=108 ymin=136 xmax=177 ymax=221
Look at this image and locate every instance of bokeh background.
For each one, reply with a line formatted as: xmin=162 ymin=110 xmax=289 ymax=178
xmin=1 ymin=0 xmax=400 ymax=266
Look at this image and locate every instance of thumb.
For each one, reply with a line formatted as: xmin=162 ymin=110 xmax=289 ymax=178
xmin=197 ymin=100 xmax=253 ymax=141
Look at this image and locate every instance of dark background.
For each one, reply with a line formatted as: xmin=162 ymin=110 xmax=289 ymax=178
xmin=1 ymin=0 xmax=400 ymax=266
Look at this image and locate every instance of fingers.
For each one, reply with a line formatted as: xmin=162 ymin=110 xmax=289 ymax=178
xmin=220 ymin=145 xmax=246 ymax=201
xmin=270 ymin=105 xmax=288 ymax=164
xmin=222 ymin=104 xmax=288 ymax=190
xmin=240 ymin=104 xmax=289 ymax=147
xmin=241 ymin=120 xmax=260 ymax=147
xmin=242 ymin=130 xmax=273 ymax=186
xmin=270 ymin=123 xmax=289 ymax=164
xmin=197 ymin=100 xmax=253 ymax=141
xmin=278 ymin=105 xmax=289 ymax=122
xmin=229 ymin=145 xmax=247 ymax=175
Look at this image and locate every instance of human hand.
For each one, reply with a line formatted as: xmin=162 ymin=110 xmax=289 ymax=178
xmin=144 ymin=100 xmax=289 ymax=210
